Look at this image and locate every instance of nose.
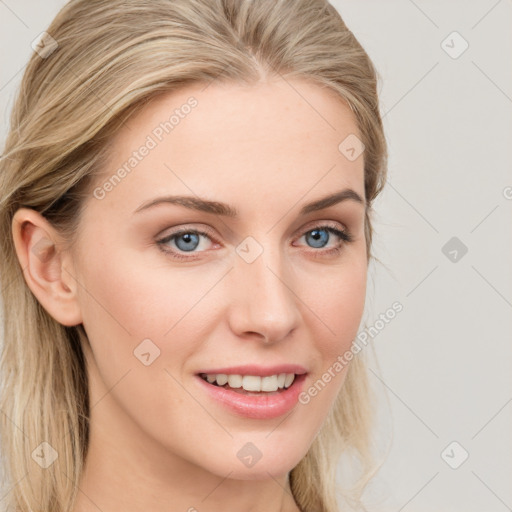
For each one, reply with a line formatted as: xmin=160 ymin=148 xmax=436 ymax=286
xmin=227 ymin=244 xmax=301 ymax=344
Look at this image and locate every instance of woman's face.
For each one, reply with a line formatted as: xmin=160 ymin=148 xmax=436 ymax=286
xmin=69 ymin=77 xmax=367 ymax=480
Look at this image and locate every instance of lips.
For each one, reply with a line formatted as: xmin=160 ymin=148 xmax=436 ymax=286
xmin=195 ymin=364 xmax=308 ymax=419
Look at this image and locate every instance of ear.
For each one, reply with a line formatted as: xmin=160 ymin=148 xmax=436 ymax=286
xmin=11 ymin=208 xmax=83 ymax=327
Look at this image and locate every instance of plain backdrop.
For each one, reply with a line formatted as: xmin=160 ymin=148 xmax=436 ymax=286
xmin=1 ymin=1 xmax=511 ymax=511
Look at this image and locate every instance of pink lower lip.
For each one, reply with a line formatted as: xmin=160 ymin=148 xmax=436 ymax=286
xmin=195 ymin=374 xmax=307 ymax=420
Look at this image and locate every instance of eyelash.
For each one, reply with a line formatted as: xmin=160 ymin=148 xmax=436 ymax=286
xmin=156 ymin=223 xmax=354 ymax=261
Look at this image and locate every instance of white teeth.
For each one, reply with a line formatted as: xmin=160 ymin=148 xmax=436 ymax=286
xmin=284 ymin=373 xmax=295 ymax=388
xmin=227 ymin=374 xmax=243 ymax=388
xmin=216 ymin=374 xmax=228 ymax=386
xmin=261 ymin=375 xmax=278 ymax=392
xmin=243 ymin=375 xmax=261 ymax=392
xmin=202 ymin=372 xmax=297 ymax=392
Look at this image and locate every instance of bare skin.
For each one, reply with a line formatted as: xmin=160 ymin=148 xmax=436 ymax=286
xmin=12 ymin=76 xmax=367 ymax=512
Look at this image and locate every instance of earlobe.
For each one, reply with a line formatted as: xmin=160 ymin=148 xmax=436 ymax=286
xmin=11 ymin=208 xmax=83 ymax=326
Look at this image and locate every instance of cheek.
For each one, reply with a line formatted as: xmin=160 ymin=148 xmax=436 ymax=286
xmin=77 ymin=243 xmax=213 ymax=338
xmin=300 ymin=256 xmax=367 ymax=359
xmin=75 ymin=248 xmax=228 ymax=452
xmin=289 ymin=259 xmax=366 ymax=443
xmin=75 ymin=244 xmax=229 ymax=386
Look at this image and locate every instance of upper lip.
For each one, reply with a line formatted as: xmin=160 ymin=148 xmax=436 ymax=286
xmin=197 ymin=364 xmax=307 ymax=377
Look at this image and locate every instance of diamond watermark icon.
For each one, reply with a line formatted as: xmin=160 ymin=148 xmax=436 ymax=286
xmin=236 ymin=442 xmax=263 ymax=468
xmin=31 ymin=442 xmax=58 ymax=469
xmin=133 ymin=338 xmax=161 ymax=366
xmin=236 ymin=236 xmax=264 ymax=264
xmin=338 ymin=133 xmax=365 ymax=162
xmin=31 ymin=32 xmax=59 ymax=58
xmin=31 ymin=237 xmax=54 ymax=263
xmin=441 ymin=441 xmax=469 ymax=469
xmin=441 ymin=31 xmax=469 ymax=59
xmin=442 ymin=236 xmax=468 ymax=263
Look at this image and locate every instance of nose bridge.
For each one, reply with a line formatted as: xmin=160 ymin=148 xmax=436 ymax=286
xmin=229 ymin=237 xmax=300 ymax=342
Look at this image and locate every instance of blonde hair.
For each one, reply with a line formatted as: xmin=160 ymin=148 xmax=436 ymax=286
xmin=0 ymin=0 xmax=387 ymax=511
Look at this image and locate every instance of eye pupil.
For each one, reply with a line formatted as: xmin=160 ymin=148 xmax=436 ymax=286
xmin=306 ymin=229 xmax=329 ymax=249
xmin=176 ymin=232 xmax=200 ymax=251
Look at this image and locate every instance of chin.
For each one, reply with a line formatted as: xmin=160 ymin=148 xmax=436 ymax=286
xmin=195 ymin=438 xmax=309 ymax=482
xmin=214 ymin=458 xmax=299 ymax=481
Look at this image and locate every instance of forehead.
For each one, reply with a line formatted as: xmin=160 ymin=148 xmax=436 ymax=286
xmin=89 ymin=77 xmax=365 ymax=219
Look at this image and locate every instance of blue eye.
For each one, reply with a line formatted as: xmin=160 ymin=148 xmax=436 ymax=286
xmin=306 ymin=227 xmax=333 ymax=248
xmin=157 ymin=228 xmax=214 ymax=259
xmin=298 ymin=225 xmax=353 ymax=257
xmin=173 ymin=232 xmax=201 ymax=252
xmin=156 ymin=223 xmax=353 ymax=261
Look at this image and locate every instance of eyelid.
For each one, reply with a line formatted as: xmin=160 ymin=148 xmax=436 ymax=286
xmin=293 ymin=219 xmax=347 ymax=239
xmin=158 ymin=223 xmax=218 ymax=242
xmin=157 ymin=219 xmax=348 ymax=244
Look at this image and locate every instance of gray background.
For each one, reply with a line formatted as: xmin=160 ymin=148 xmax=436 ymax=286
xmin=1 ymin=1 xmax=511 ymax=511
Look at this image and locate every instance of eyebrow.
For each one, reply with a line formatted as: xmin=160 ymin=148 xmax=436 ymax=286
xmin=133 ymin=188 xmax=365 ymax=217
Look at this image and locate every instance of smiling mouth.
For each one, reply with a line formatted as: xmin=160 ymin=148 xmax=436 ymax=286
xmin=198 ymin=372 xmax=297 ymax=395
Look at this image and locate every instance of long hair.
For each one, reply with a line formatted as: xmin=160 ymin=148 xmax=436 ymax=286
xmin=0 ymin=1 xmax=387 ymax=510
